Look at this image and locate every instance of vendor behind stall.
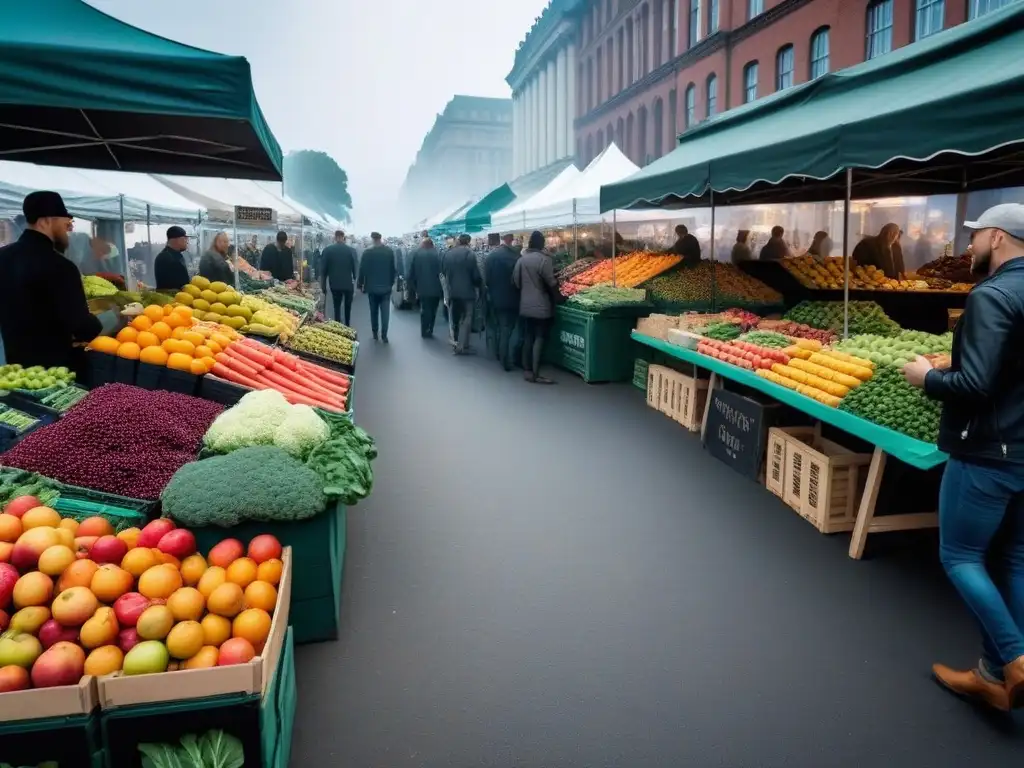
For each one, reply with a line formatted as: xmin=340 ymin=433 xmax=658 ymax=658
xmin=852 ymin=222 xmax=904 ymax=278
xmin=668 ymin=224 xmax=702 ymax=266
xmin=260 ymin=231 xmax=294 ymax=282
xmin=199 ymin=231 xmax=234 ymax=284
xmin=153 ymin=226 xmax=191 ymax=291
xmin=0 ymin=191 xmax=114 ymax=373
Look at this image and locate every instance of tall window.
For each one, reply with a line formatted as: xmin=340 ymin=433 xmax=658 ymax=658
xmin=597 ymin=48 xmax=604 ymax=104
xmin=776 ymin=45 xmax=794 ymax=91
xmin=970 ymin=0 xmax=1015 ymax=19
xmin=689 ymin=0 xmax=701 ymax=48
xmin=684 ymin=84 xmax=696 ymax=127
xmin=915 ymin=0 xmax=944 ymax=38
xmin=866 ymin=1 xmax=894 ymax=59
xmin=607 ymin=39 xmax=615 ymax=95
xmin=810 ymin=27 xmax=830 ymax=79
xmin=653 ymin=99 xmax=664 ymax=158
xmin=708 ymin=0 xmax=719 ymax=33
xmin=668 ymin=90 xmax=678 ymax=144
xmin=668 ymin=0 xmax=676 ymax=57
xmin=748 ymin=0 xmax=764 ymax=19
xmin=743 ymin=62 xmax=758 ymax=103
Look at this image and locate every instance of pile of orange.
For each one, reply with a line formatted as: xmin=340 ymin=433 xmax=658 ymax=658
xmin=88 ymin=305 xmax=241 ymax=375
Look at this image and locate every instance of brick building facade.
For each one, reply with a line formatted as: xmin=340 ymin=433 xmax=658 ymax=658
xmin=572 ymin=0 xmax=1012 ymax=169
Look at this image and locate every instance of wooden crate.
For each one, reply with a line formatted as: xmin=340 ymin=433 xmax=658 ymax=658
xmin=766 ymin=427 xmax=803 ymax=499
xmin=780 ymin=427 xmax=872 ymax=533
xmin=660 ymin=369 xmax=709 ymax=431
xmin=646 ymin=364 xmax=667 ymax=410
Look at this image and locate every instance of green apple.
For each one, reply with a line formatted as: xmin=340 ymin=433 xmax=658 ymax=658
xmin=0 ymin=630 xmax=43 ymax=669
xmin=122 ymin=640 xmax=169 ymax=675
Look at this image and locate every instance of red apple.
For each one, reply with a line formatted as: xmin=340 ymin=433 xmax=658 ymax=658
xmin=30 ymin=641 xmax=85 ymax=688
xmin=3 ymin=496 xmax=41 ymax=519
xmin=90 ymin=535 xmax=128 ymax=565
xmin=117 ymin=627 xmax=141 ymax=653
xmin=0 ymin=563 xmax=18 ymax=610
xmin=0 ymin=609 xmax=8 ymax=632
xmin=38 ymin=619 xmax=79 ymax=649
xmin=137 ymin=519 xmax=175 ymax=549
xmin=207 ymin=538 xmax=244 ymax=568
xmin=247 ymin=535 xmax=282 ymax=564
xmin=157 ymin=529 xmax=196 ymax=559
xmin=113 ymin=592 xmax=151 ymax=628
xmin=0 ymin=665 xmax=30 ymax=692
xmin=74 ymin=536 xmax=98 ymax=559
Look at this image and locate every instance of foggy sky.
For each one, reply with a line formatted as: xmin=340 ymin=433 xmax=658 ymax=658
xmin=86 ymin=0 xmax=549 ymax=233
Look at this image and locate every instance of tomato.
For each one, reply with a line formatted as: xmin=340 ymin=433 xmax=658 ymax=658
xmin=751 ymin=355 xmax=763 ymax=368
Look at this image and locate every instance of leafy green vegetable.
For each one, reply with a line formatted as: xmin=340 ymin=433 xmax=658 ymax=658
xmin=138 ymin=741 xmax=187 ymax=768
xmin=136 ymin=729 xmax=244 ymax=768
xmin=785 ymin=300 xmax=902 ymax=337
xmin=306 ymin=410 xmax=377 ymax=505
xmin=199 ymin=730 xmax=245 ymax=768
xmin=566 ymin=285 xmax=649 ymax=310
xmin=838 ymin=365 xmax=941 ymax=443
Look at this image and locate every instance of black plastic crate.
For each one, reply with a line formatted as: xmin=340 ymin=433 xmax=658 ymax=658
xmin=199 ymin=374 xmax=252 ymax=406
xmin=160 ymin=368 xmax=199 ymax=396
xmin=85 ymin=351 xmax=115 ymax=388
xmin=0 ymin=712 xmax=102 ymax=768
xmin=113 ymin=357 xmax=138 ymax=384
xmin=134 ymin=362 xmax=164 ymax=391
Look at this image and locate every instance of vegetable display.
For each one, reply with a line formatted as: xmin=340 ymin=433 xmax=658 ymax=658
xmin=93 ymin=272 xmax=126 ymax=291
xmin=0 ymin=469 xmax=61 ymax=509
xmin=285 ymin=325 xmax=355 ymax=366
xmin=0 ymin=365 xmax=75 ymax=392
xmin=311 ymin=319 xmax=357 ymax=341
xmin=0 ymin=404 xmax=40 ymax=434
xmin=832 ymin=330 xmax=952 ymax=368
xmin=570 ymin=251 xmax=681 ymax=288
xmin=306 ymin=409 xmax=377 ymax=504
xmin=161 ymin=446 xmax=327 ymax=526
xmin=1 ymin=384 xmax=223 ymax=500
xmin=238 ymin=295 xmax=301 ymax=340
xmin=697 ymin=321 xmax=743 ymax=342
xmin=697 ymin=339 xmax=790 ymax=370
xmin=737 ymin=330 xmax=790 ymax=349
xmin=555 ymin=258 xmax=598 ymax=283
xmin=645 ymin=262 xmax=782 ymax=307
xmin=260 ymin=288 xmax=316 ymax=315
xmin=82 ymin=275 xmax=118 ymax=298
xmin=36 ymin=386 xmax=89 ymax=414
xmin=839 ymin=365 xmax=941 ymax=442
xmin=203 ymin=390 xmax=330 ymax=459
xmin=565 ymin=285 xmax=649 ymax=310
xmin=755 ymin=319 xmax=836 ymax=345
xmin=138 ymin=729 xmax=244 ymax=768
xmin=784 ymin=301 xmax=902 ymax=337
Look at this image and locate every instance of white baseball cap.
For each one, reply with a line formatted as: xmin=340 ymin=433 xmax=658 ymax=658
xmin=963 ymin=203 xmax=1024 ymax=240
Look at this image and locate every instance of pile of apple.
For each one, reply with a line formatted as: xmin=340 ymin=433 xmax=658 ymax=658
xmin=0 ymin=494 xmax=283 ymax=693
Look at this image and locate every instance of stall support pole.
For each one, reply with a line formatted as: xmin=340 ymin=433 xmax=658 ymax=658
xmin=710 ymin=190 xmax=717 ymax=311
xmin=842 ymin=168 xmax=852 ymax=340
xmin=612 ymin=209 xmax=618 ymax=287
xmin=232 ymin=210 xmax=240 ymax=293
xmin=117 ymin=194 xmax=129 ymax=287
xmin=573 ymin=199 xmax=579 ymax=262
xmin=144 ymin=204 xmax=152 ymax=293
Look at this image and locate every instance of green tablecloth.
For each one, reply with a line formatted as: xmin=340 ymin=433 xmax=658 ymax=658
xmin=632 ymin=332 xmax=948 ymax=471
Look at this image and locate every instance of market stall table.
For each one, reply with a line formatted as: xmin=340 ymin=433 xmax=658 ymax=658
xmin=632 ymin=332 xmax=947 ymax=559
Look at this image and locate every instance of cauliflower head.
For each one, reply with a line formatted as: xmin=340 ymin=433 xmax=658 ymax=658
xmin=203 ymin=389 xmax=291 ymax=453
xmin=273 ymin=404 xmax=330 ymax=458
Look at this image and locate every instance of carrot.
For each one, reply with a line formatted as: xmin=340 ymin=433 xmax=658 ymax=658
xmin=211 ymin=363 xmax=264 ymax=390
xmin=253 ymin=373 xmax=336 ymax=409
xmin=298 ymin=361 xmax=350 ymax=388
xmin=215 ymin=351 xmax=261 ymax=379
xmin=271 ymin=348 xmax=300 ymax=371
xmin=260 ymin=369 xmax=343 ymax=406
xmin=228 ymin=342 xmax=275 ymax=369
xmin=304 ymin=374 xmax=348 ymax=398
xmin=266 ymin=363 xmax=340 ymax=401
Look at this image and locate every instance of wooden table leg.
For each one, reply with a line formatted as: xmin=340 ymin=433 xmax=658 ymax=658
xmin=700 ymin=372 xmax=719 ymax=441
xmin=849 ymin=447 xmax=886 ymax=560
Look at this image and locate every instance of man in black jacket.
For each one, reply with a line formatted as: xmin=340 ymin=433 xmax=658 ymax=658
xmin=357 ymin=232 xmax=397 ymax=342
xmin=904 ymin=204 xmax=1024 ymax=711
xmin=0 ymin=192 xmax=108 ymax=375
xmin=153 ymin=226 xmax=191 ymax=292
xmin=441 ymin=234 xmax=482 ymax=355
xmin=407 ymin=237 xmax=443 ymax=338
xmin=484 ymin=233 xmax=521 ymax=370
xmin=319 ymin=231 xmax=358 ymax=326
xmin=668 ymin=224 xmax=701 ymax=266
xmin=260 ymin=231 xmax=294 ymax=282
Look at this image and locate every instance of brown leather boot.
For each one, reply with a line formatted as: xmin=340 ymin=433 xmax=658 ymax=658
xmin=1004 ymin=656 xmax=1024 ymax=708
xmin=932 ymin=664 xmax=1010 ymax=711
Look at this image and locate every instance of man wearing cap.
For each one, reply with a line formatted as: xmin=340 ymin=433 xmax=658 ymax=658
xmin=154 ymin=226 xmax=191 ymax=292
xmin=319 ymin=230 xmax=358 ymax=326
xmin=0 ymin=191 xmax=108 ymax=373
xmin=903 ymin=203 xmax=1024 ymax=711
xmin=484 ymin=233 xmax=521 ymax=370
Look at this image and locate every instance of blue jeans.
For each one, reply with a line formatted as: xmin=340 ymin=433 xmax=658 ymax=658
xmin=367 ymin=292 xmax=391 ymax=338
xmin=939 ymin=458 xmax=1024 ymax=677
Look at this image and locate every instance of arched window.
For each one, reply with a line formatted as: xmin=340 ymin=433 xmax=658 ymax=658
xmin=617 ymin=27 xmax=625 ymax=90
xmin=607 ymin=38 xmax=615 ymax=95
xmin=637 ymin=105 xmax=649 ymax=164
xmin=810 ymin=27 xmax=830 ymax=79
xmin=684 ymin=83 xmax=696 ymax=127
xmin=668 ymin=89 xmax=678 ymax=145
xmin=596 ymin=48 xmax=604 ymax=104
xmin=641 ymin=3 xmax=651 ymax=76
xmin=914 ymin=0 xmax=944 ymax=39
xmin=653 ymin=98 xmax=664 ymax=158
xmin=617 ymin=116 xmax=625 ymax=148
xmin=585 ymin=134 xmax=595 ymax=165
xmin=743 ymin=62 xmax=758 ymax=103
xmin=625 ymin=112 xmax=635 ymax=161
xmin=706 ymin=74 xmax=718 ymax=117
xmin=775 ymin=45 xmax=794 ymax=91
xmin=625 ymin=18 xmax=635 ymax=84
xmin=586 ymin=58 xmax=594 ymax=112
xmin=866 ymin=0 xmax=893 ymax=59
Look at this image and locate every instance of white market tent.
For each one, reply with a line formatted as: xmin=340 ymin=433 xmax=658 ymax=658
xmin=71 ymin=168 xmax=203 ymax=223
xmin=253 ymin=181 xmax=333 ymax=229
xmin=420 ymin=200 xmax=466 ymax=231
xmin=153 ymin=175 xmax=304 ymax=224
xmin=490 ymin=163 xmax=581 ymax=232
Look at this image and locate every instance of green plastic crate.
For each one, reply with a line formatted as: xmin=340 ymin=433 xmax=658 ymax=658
xmin=544 ymin=305 xmax=650 ymax=383
xmin=632 ymin=358 xmax=650 ymax=390
xmin=0 ymin=710 xmax=102 ymax=767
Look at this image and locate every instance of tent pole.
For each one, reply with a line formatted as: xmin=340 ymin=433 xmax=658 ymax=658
xmin=232 ymin=209 xmax=240 ymax=293
xmin=144 ymin=203 xmax=152 ymax=293
xmin=842 ymin=168 xmax=852 ymax=340
xmin=573 ymin=198 xmax=579 ymax=262
xmin=118 ymin=195 xmax=128 ymax=288
xmin=710 ymin=189 xmax=716 ymax=311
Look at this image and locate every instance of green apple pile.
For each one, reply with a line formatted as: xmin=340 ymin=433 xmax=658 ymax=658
xmin=0 ymin=365 xmax=75 ymax=392
xmin=832 ymin=330 xmax=952 ymax=368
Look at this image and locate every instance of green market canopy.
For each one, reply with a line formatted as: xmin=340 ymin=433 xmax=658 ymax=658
xmin=0 ymin=0 xmax=282 ymax=180
xmin=601 ymin=3 xmax=1024 ymax=211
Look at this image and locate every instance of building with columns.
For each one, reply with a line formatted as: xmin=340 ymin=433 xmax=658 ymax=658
xmin=573 ymin=0 xmax=1009 ymax=170
xmin=507 ymin=0 xmax=581 ymax=180
xmin=398 ymin=95 xmax=512 ymax=226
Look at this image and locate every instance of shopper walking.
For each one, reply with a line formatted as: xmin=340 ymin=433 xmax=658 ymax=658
xmin=485 ymin=233 xmax=521 ymax=370
xmin=319 ymin=230 xmax=358 ymax=326
xmin=153 ymin=226 xmax=191 ymax=291
xmin=512 ymin=231 xmax=559 ymax=384
xmin=441 ymin=234 xmax=482 ymax=355
xmin=407 ymin=237 xmax=443 ymax=338
xmin=260 ymin=231 xmax=294 ymax=282
xmin=357 ymin=232 xmax=396 ymax=342
xmin=199 ymin=232 xmax=234 ymax=285
xmin=903 ymin=203 xmax=1024 ymax=711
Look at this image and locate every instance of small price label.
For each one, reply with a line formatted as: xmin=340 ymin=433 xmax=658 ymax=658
xmin=234 ymin=206 xmax=275 ymax=225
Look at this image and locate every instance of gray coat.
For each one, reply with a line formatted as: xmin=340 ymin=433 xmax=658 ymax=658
xmin=319 ymin=242 xmax=357 ymax=293
xmin=441 ymin=245 xmax=481 ymax=301
xmin=198 ymin=249 xmax=233 ymax=285
xmin=407 ymin=246 xmax=443 ymax=299
xmin=357 ymin=245 xmax=397 ymax=295
xmin=512 ymin=248 xmax=557 ymax=319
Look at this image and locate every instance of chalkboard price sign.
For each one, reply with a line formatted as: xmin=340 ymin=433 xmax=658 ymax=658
xmin=703 ymin=388 xmax=777 ymax=478
xmin=234 ymin=206 xmax=275 ymax=226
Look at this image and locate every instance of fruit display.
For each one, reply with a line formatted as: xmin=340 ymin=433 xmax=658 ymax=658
xmin=571 ymin=251 xmax=682 ymax=288
xmin=93 ymin=272 xmax=127 ymax=291
xmin=260 ymin=288 xmax=316 ymax=315
xmin=0 ymin=504 xmax=286 ymax=693
xmin=0 ymin=364 xmax=75 ymax=392
xmin=285 ymin=325 xmax=356 ymax=367
xmin=82 ymin=275 xmax=118 ymax=299
xmin=737 ymin=330 xmax=790 ymax=349
xmin=782 ymin=256 xmax=960 ymax=292
xmin=556 ymin=258 xmax=598 ymax=283
xmin=644 ymin=262 xmax=782 ymax=307
xmin=756 ymin=319 xmax=836 ymax=345
xmin=565 ymin=285 xmax=649 ymax=311
xmin=238 ymin=295 xmax=301 ymax=341
xmin=914 ymin=252 xmax=975 ymax=284
xmin=784 ymin=301 xmax=902 ymax=337
xmin=239 ymin=271 xmax=275 ymax=293
xmin=0 ymin=384 xmax=224 ymax=500
xmin=839 ymin=365 xmax=941 ymax=442
xmin=175 ymin=276 xmax=250 ymax=331
xmin=35 ymin=385 xmax=89 ymax=414
xmin=697 ymin=339 xmax=790 ymax=370
xmin=311 ymin=319 xmax=357 ymax=341
xmin=832 ymin=330 xmax=952 ymax=368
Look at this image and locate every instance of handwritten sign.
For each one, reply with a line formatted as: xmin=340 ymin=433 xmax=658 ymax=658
xmin=703 ymin=389 xmax=777 ymax=478
xmin=234 ymin=206 xmax=275 ymax=227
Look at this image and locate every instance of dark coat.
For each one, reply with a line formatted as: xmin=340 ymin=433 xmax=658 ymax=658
xmin=484 ymin=245 xmax=520 ymax=312
xmin=260 ymin=244 xmax=294 ymax=282
xmin=357 ymin=245 xmax=397 ymax=295
xmin=669 ymin=234 xmax=702 ymax=266
xmin=759 ymin=236 xmax=790 ymax=261
xmin=198 ymin=249 xmax=234 ymax=285
xmin=512 ymin=248 xmax=557 ymax=319
xmin=407 ymin=247 xmax=443 ymax=299
xmin=441 ymin=245 xmax=481 ymax=301
xmin=319 ymin=243 xmax=357 ymax=293
xmin=153 ymin=246 xmax=189 ymax=292
xmin=925 ymin=258 xmax=1024 ymax=464
xmin=0 ymin=230 xmax=102 ymax=369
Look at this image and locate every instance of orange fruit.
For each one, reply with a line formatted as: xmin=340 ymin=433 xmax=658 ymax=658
xmin=232 ymin=608 xmax=271 ymax=650
xmin=135 ymin=331 xmax=159 ymax=349
xmin=166 ymin=312 xmax=189 ymax=329
xmin=180 ymin=553 xmax=208 ymax=586
xmin=167 ymin=587 xmax=205 ymax=621
xmin=22 ymin=506 xmax=60 ymax=529
xmin=193 ymin=345 xmax=214 ymax=359
xmin=121 ymin=547 xmax=158 ymax=578
xmin=182 ymin=331 xmax=205 ymax=348
xmin=88 ymin=336 xmax=120 ymax=354
xmin=143 ymin=305 xmax=165 ymax=323
xmin=174 ymin=306 xmax=194 ymax=318
xmin=138 ymin=563 xmax=182 ymax=600
xmin=189 ymin=358 xmax=208 ymax=375
xmin=166 ymin=620 xmax=204 ymax=659
xmin=139 ymin=346 xmax=169 ymax=366
xmin=167 ymin=353 xmax=194 ymax=372
xmin=171 ymin=326 xmax=188 ymax=340
xmin=207 ymin=582 xmax=244 ymax=618
xmin=197 ymin=566 xmax=227 ymax=598
xmin=205 ymin=340 xmax=223 ymax=355
xmin=0 ymin=513 xmax=22 ymax=543
xmin=202 ymin=357 xmax=217 ymax=373
xmin=183 ymin=645 xmax=219 ymax=669
xmin=116 ymin=342 xmax=140 ymax=360
xmin=200 ymin=614 xmax=232 ymax=646
xmin=225 ymin=557 xmax=257 ymax=589
xmin=115 ymin=327 xmax=138 ymax=344
xmin=130 ymin=315 xmax=153 ymax=332
xmin=163 ymin=304 xmax=175 ymax=316
xmin=242 ymin=580 xmax=277 ymax=612
xmin=150 ymin=321 xmax=172 ymax=341
xmin=210 ymin=333 xmax=232 ymax=349
xmin=255 ymin=559 xmax=282 ymax=586
xmin=116 ymin=526 xmax=140 ymax=549
xmin=84 ymin=645 xmax=124 ymax=676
